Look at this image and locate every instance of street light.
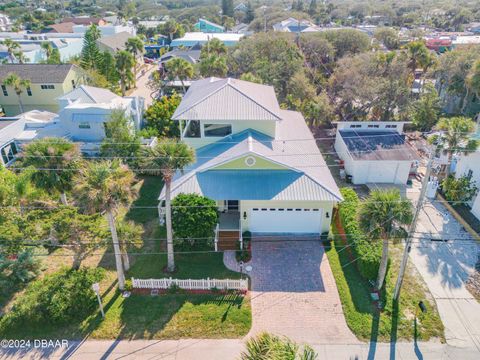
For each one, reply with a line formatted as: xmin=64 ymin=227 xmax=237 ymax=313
xmin=92 ymin=283 xmax=105 ymax=319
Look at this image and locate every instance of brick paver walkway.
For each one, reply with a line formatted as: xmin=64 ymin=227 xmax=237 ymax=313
xmin=247 ymin=237 xmax=359 ymax=344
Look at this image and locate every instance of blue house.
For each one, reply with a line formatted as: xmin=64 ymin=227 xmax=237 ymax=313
xmin=194 ymin=18 xmax=224 ymax=33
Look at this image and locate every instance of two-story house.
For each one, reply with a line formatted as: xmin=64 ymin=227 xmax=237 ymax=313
xmin=158 ymin=78 xmax=342 ymax=249
xmin=0 ymin=64 xmax=86 ymax=116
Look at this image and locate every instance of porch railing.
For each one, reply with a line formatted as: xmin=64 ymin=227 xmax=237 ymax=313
xmin=239 ymin=220 xmax=243 ymax=250
xmin=214 ymin=223 xmax=219 ymax=251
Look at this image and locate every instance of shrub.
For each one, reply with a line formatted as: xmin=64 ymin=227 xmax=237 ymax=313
xmin=3 ymin=267 xmax=105 ymax=326
xmin=172 ymin=193 xmax=218 ymax=248
xmin=0 ymin=250 xmax=41 ymax=292
xmin=338 ymin=188 xmax=382 ymax=280
xmin=441 ymin=174 xmax=477 ymax=205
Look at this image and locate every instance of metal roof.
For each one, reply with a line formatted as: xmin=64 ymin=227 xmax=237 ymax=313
xmin=339 ymin=129 xmax=420 ymax=161
xmin=58 ymin=85 xmax=120 ymax=104
xmin=160 ymin=109 xmax=342 ymax=202
xmin=167 ymin=170 xmax=338 ymax=201
xmin=172 ymin=78 xmax=282 ymax=121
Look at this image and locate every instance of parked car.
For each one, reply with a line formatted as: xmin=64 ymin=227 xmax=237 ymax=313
xmin=144 ymin=57 xmax=154 ymax=64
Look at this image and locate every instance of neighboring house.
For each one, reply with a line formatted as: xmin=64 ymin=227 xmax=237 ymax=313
xmin=170 ymin=32 xmax=244 ymax=47
xmin=97 ymin=31 xmax=135 ymax=55
xmin=0 ymin=33 xmax=84 ymax=63
xmin=0 ymin=64 xmax=86 ymax=116
xmin=234 ymin=3 xmax=248 ymax=12
xmin=194 ymin=18 xmax=224 ymax=33
xmin=273 ymin=18 xmax=319 ymax=33
xmin=63 ymin=17 xmax=107 ymax=26
xmin=0 ymin=85 xmax=144 ymax=164
xmin=158 ymin=77 xmax=342 ymax=245
xmin=425 ymin=38 xmax=453 ymax=53
xmin=334 ymin=121 xmax=419 ymax=185
xmin=159 ymin=47 xmax=201 ymax=64
xmin=0 ymin=13 xmax=12 ymax=31
xmin=44 ymin=22 xmax=76 ymax=33
xmin=231 ymin=23 xmax=252 ymax=35
xmin=454 ymin=150 xmax=480 ymax=220
xmin=467 ymin=22 xmax=480 ymax=34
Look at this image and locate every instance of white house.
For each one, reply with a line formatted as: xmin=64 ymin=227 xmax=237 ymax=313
xmin=454 ymin=150 xmax=480 ymax=220
xmin=158 ymin=78 xmax=342 ymax=248
xmin=334 ymin=121 xmax=419 ymax=185
xmin=0 ymin=85 xmax=144 ymax=165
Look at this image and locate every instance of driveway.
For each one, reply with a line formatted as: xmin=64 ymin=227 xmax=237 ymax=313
xmin=410 ymin=199 xmax=480 ymax=350
xmin=130 ymin=64 xmax=157 ymax=107
xmin=247 ymin=237 xmax=358 ymax=344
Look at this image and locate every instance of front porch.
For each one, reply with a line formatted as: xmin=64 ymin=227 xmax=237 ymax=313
xmin=216 ymin=209 xmax=242 ymax=251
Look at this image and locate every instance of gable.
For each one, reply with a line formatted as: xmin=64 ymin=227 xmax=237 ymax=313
xmin=211 ymin=154 xmax=289 ymax=170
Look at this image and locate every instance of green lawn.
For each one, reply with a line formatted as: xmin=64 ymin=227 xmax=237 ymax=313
xmin=0 ymin=175 xmax=251 ymax=340
xmin=326 ymin=225 xmax=445 ymax=342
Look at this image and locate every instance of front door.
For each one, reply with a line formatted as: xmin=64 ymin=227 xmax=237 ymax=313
xmin=226 ymin=200 xmax=239 ymax=211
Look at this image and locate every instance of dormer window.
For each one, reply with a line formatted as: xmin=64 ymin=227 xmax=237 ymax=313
xmin=204 ymin=124 xmax=232 ymax=137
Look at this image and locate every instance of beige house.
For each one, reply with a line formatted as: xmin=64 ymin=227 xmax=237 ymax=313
xmin=0 ymin=64 xmax=86 ymax=116
xmin=158 ymin=78 xmax=342 ymax=249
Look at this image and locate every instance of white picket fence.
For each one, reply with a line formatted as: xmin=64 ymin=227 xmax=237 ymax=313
xmin=131 ymin=277 xmax=248 ymax=291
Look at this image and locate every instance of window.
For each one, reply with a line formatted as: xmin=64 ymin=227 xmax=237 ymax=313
xmin=269 ymin=208 xmax=276 ymax=211
xmin=184 ymin=120 xmax=201 ymax=138
xmin=386 ymin=124 xmax=397 ymax=128
xmin=287 ymin=208 xmax=293 ymax=211
xmin=467 ymin=169 xmax=473 ymax=179
xmin=78 ymin=122 xmax=91 ymax=129
xmin=40 ymin=84 xmax=55 ymax=90
xmin=72 ymin=79 xmax=76 ymax=89
xmin=26 ymin=87 xmax=32 ymax=96
xmin=204 ymin=124 xmax=232 ymax=137
xmin=367 ymin=124 xmax=380 ymax=128
xmin=1 ymin=85 xmax=7 ymax=96
xmin=350 ymin=124 xmax=361 ymax=128
xmin=1 ymin=142 xmax=18 ymax=165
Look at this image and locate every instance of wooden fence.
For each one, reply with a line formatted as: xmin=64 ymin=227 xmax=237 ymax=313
xmin=131 ymin=277 xmax=248 ymax=291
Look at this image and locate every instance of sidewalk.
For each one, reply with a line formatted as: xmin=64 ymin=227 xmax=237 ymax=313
xmin=1 ymin=339 xmax=479 ymax=359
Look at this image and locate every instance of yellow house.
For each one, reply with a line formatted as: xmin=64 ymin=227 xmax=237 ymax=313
xmin=0 ymin=64 xmax=86 ymax=116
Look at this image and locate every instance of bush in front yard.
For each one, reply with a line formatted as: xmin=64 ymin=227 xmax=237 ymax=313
xmin=338 ymin=188 xmax=382 ymax=280
xmin=2 ymin=267 xmax=105 ymax=327
xmin=172 ymin=193 xmax=218 ymax=248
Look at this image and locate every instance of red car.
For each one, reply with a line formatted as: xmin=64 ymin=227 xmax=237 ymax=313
xmin=143 ymin=57 xmax=154 ymax=64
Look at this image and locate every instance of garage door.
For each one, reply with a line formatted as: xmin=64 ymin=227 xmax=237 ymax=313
xmin=366 ymin=163 xmax=398 ymax=183
xmin=249 ymin=208 xmax=322 ymax=233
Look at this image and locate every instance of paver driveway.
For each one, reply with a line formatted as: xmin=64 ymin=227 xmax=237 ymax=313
xmin=247 ymin=237 xmax=358 ymax=344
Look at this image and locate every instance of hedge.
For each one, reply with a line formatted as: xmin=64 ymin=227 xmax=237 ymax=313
xmin=338 ymin=188 xmax=382 ymax=280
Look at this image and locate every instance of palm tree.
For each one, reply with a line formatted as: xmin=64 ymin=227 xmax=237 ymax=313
xmin=431 ymin=116 xmax=479 ymax=176
xmin=20 ymin=138 xmax=81 ymax=205
xmin=40 ymin=42 xmax=53 ymax=61
xmin=359 ymin=189 xmax=413 ymax=291
xmin=125 ymin=37 xmax=145 ymax=88
xmin=3 ymin=72 xmax=31 ymax=114
xmin=115 ymin=50 xmax=135 ymax=96
xmin=74 ymin=160 xmax=138 ymax=289
xmin=141 ymin=140 xmax=195 ymax=272
xmin=241 ymin=333 xmax=317 ymax=360
xmin=14 ymin=50 xmax=27 ymax=64
xmin=165 ymin=57 xmax=194 ymax=93
xmin=463 ymin=59 xmax=480 ymax=114
xmin=0 ymin=39 xmax=20 ymax=63
xmin=405 ymin=41 xmax=433 ymax=77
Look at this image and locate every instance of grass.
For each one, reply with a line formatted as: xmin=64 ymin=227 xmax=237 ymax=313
xmin=325 ymin=224 xmax=445 ymax=342
xmin=0 ymin=175 xmax=251 ymax=340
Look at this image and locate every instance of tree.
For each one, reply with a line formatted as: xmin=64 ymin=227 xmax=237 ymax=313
xmin=171 ymin=194 xmax=218 ymax=247
xmin=201 ymin=38 xmax=227 ymax=58
xmin=100 ymin=109 xmax=141 ymax=168
xmin=98 ymin=51 xmax=118 ymax=84
xmin=0 ymin=39 xmax=20 ymax=63
xmin=165 ymin=58 xmax=194 ymax=93
xmin=40 ymin=42 xmax=53 ymax=60
xmin=125 ymin=36 xmax=144 ymax=88
xmin=222 ymin=0 xmax=234 ymax=17
xmin=405 ymin=41 xmax=433 ymax=76
xmin=239 ymin=73 xmax=263 ymax=84
xmin=115 ymin=50 xmax=135 ymax=96
xmin=374 ymin=27 xmax=400 ymax=50
xmin=245 ymin=2 xmax=255 ymax=23
xmin=308 ymin=0 xmax=318 ymax=16
xmin=141 ymin=141 xmax=195 ymax=272
xmin=464 ymin=59 xmax=480 ymax=114
xmin=359 ymin=189 xmax=413 ymax=291
xmin=319 ymin=29 xmax=371 ymax=59
xmin=442 ymin=175 xmax=477 ymax=206
xmin=0 ymin=250 xmax=41 ymax=289
xmin=74 ymin=160 xmax=138 ymax=289
xmin=142 ymin=94 xmax=182 ymax=138
xmin=80 ymin=24 xmax=102 ymax=70
xmin=199 ymin=54 xmax=228 ymax=77
xmin=241 ymin=333 xmax=317 ymax=360
xmin=13 ymin=50 xmax=27 ymax=64
xmin=20 ymin=138 xmax=81 ymax=205
xmin=410 ymin=84 xmax=441 ymax=131
xmin=161 ymin=19 xmax=184 ymax=41
xmin=46 ymin=48 xmax=61 ymax=64
xmin=430 ymin=116 xmax=479 ymax=176
xmin=2 ymin=72 xmax=31 ymax=114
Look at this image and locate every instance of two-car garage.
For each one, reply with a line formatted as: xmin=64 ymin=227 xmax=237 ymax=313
xmin=247 ymin=206 xmax=324 ymax=233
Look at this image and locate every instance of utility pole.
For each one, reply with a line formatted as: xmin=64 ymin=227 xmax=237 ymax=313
xmin=393 ymin=148 xmax=435 ymax=301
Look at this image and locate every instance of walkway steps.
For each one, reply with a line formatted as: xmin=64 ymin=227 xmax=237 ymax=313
xmin=218 ymin=231 xmax=239 ymax=251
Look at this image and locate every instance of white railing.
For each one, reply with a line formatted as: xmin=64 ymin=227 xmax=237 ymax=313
xmin=214 ymin=223 xmax=219 ymax=251
xmin=158 ymin=206 xmax=165 ymax=225
xmin=132 ymin=277 xmax=248 ymax=291
xmin=239 ymin=220 xmax=243 ymax=250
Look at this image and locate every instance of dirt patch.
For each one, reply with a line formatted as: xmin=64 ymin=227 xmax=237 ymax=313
xmin=466 ymin=255 xmax=480 ymax=302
